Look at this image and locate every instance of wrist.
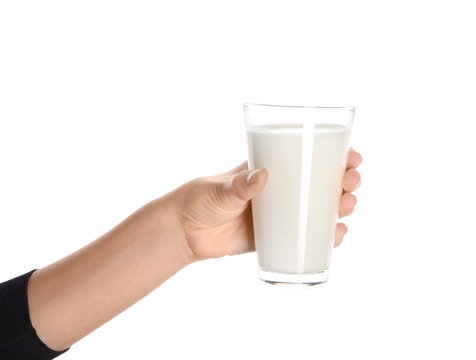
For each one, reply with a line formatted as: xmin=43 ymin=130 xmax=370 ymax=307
xmin=149 ymin=194 xmax=196 ymax=267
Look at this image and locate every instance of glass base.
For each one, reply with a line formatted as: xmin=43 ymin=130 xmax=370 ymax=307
xmin=258 ymin=267 xmax=329 ymax=287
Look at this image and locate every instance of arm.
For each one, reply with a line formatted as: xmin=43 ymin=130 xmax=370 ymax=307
xmin=27 ymin=150 xmax=362 ymax=352
xmin=28 ymin=193 xmax=192 ymax=351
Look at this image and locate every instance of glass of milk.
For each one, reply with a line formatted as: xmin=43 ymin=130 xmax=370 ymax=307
xmin=244 ymin=103 xmax=354 ymax=286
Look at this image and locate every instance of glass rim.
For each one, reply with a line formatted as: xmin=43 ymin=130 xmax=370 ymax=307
xmin=244 ymin=102 xmax=355 ymax=111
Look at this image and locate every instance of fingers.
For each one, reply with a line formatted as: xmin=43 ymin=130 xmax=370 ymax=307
xmin=220 ymin=168 xmax=269 ymax=208
xmin=334 ymin=223 xmax=348 ymax=247
xmin=342 ymin=168 xmax=361 ymax=193
xmin=347 ymin=148 xmax=363 ymax=170
xmin=336 ymin=149 xmax=360 ymax=246
xmin=339 ymin=192 xmax=357 ymax=218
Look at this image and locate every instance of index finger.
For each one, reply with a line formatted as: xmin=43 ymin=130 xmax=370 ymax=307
xmin=347 ymin=148 xmax=363 ymax=170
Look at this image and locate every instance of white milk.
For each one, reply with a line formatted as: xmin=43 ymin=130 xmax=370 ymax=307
xmin=247 ymin=124 xmax=351 ymax=274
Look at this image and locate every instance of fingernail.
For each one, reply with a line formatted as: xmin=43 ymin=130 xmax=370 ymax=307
xmin=246 ymin=169 xmax=262 ymax=184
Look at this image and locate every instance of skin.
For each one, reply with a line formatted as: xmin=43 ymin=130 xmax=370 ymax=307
xmin=28 ymin=149 xmax=362 ymax=351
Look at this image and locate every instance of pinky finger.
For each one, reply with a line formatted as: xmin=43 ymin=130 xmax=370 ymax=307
xmin=334 ymin=223 xmax=348 ymax=247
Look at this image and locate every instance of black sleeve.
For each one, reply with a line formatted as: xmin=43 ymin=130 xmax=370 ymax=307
xmin=0 ymin=270 xmax=69 ymax=359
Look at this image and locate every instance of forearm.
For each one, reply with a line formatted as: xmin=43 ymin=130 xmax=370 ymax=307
xmin=27 ymin=194 xmax=193 ymax=351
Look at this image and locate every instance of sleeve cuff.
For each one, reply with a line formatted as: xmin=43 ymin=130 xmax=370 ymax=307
xmin=0 ymin=270 xmax=70 ymax=359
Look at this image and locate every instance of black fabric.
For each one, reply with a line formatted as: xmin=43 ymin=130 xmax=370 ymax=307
xmin=0 ymin=270 xmax=69 ymax=359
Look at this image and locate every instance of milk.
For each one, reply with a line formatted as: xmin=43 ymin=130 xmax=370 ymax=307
xmin=247 ymin=124 xmax=351 ymax=275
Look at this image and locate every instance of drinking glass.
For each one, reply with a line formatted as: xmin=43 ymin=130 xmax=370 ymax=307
xmin=244 ymin=103 xmax=354 ymax=286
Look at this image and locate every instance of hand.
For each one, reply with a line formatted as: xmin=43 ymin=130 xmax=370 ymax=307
xmin=172 ymin=149 xmax=362 ymax=261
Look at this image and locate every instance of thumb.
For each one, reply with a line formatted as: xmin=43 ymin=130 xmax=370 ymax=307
xmin=221 ymin=168 xmax=269 ymax=207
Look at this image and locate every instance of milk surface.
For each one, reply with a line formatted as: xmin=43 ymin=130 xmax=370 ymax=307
xmin=247 ymin=124 xmax=351 ymax=274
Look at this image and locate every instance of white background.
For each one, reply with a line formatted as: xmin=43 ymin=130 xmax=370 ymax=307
xmin=1 ymin=0 xmax=475 ymax=359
